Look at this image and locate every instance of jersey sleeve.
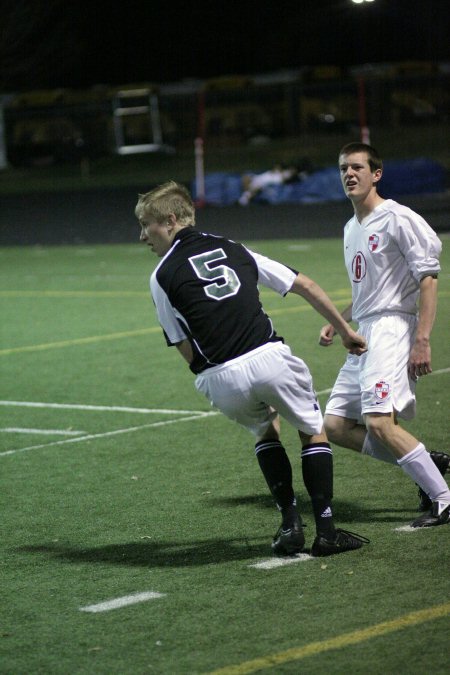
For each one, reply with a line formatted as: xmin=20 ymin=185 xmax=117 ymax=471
xmin=390 ymin=211 xmax=442 ymax=283
xmin=150 ymin=272 xmax=187 ymax=346
xmin=245 ymin=248 xmax=297 ymax=295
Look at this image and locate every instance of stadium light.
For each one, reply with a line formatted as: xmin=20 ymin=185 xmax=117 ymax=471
xmin=351 ymin=0 xmax=375 ymax=4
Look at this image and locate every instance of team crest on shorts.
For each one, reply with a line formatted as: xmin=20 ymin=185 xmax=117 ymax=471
xmin=375 ymin=380 xmax=390 ymax=400
xmin=368 ymin=234 xmax=379 ymax=252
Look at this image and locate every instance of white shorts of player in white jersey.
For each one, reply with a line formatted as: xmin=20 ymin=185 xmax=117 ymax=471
xmin=195 ymin=341 xmax=323 ymax=437
xmin=325 ymin=313 xmax=418 ymax=422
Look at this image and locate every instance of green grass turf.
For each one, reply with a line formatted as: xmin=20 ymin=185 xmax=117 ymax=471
xmin=1 ymin=237 xmax=449 ymax=674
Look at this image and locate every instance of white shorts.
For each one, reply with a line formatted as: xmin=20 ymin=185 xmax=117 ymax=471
xmin=195 ymin=342 xmax=323 ymax=437
xmin=325 ymin=313 xmax=417 ymax=422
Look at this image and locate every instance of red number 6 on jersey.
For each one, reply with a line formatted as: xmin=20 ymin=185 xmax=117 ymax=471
xmin=352 ymin=251 xmax=367 ymax=283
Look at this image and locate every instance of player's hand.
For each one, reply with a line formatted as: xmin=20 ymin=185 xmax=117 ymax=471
xmin=408 ymin=339 xmax=432 ymax=380
xmin=341 ymin=330 xmax=367 ymax=356
xmin=319 ymin=324 xmax=336 ymax=347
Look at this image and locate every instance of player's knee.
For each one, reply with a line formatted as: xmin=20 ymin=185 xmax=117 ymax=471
xmin=324 ymin=414 xmax=348 ymax=444
xmin=364 ymin=414 xmax=393 ymax=443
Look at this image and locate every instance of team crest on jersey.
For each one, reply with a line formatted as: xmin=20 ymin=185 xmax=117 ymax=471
xmin=375 ymin=381 xmax=390 ymax=400
xmin=368 ymin=234 xmax=379 ymax=252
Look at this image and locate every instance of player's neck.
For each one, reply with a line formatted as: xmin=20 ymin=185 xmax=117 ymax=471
xmin=352 ymin=192 xmax=385 ymax=223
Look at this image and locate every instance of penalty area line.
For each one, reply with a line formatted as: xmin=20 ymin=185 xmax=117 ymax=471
xmin=0 ymin=411 xmax=219 ymax=457
xmin=80 ymin=590 xmax=166 ymax=613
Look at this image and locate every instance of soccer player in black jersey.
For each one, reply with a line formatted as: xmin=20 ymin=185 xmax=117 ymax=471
xmin=136 ymin=181 xmax=369 ymax=557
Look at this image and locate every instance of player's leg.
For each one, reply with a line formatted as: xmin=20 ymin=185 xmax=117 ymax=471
xmin=253 ymin=343 xmax=369 ymax=556
xmin=365 ymin=412 xmax=450 ymax=527
xmin=298 ymin=428 xmax=335 ymax=540
xmin=359 ymin=315 xmax=450 ymax=526
xmin=323 ymin=352 xmax=388 ymax=456
xmin=333 ymin=411 xmax=450 ymax=508
xmin=299 ymin=428 xmax=369 ymax=556
xmin=325 ymin=388 xmax=449 ymax=502
xmin=325 ymin=318 xmax=406 ymax=464
xmin=195 ymin=348 xmax=304 ymax=553
xmin=256 ymin=419 xmax=305 ymax=555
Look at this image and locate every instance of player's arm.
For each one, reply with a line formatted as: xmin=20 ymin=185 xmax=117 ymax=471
xmin=289 ymin=274 xmax=365 ymax=355
xmin=408 ymin=275 xmax=438 ymax=379
xmin=319 ymin=302 xmax=353 ymax=346
xmin=175 ymin=339 xmax=194 ymax=365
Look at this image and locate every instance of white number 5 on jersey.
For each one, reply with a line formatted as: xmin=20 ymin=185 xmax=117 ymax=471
xmin=189 ymin=248 xmax=241 ymax=300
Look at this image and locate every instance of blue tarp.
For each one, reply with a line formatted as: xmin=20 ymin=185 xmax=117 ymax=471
xmin=378 ymin=158 xmax=446 ymax=197
xmin=192 ymin=158 xmax=446 ymax=207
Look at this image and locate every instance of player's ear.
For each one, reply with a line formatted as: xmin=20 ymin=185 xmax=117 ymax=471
xmin=166 ymin=213 xmax=177 ymax=228
xmin=372 ymin=168 xmax=382 ymax=185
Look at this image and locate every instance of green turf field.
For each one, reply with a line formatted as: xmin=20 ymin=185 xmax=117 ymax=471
xmin=1 ymin=237 xmax=449 ymax=674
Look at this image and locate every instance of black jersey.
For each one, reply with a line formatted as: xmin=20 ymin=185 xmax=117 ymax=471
xmin=150 ymin=228 xmax=297 ymax=373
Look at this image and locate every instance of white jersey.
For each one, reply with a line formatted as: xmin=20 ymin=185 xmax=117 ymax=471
xmin=344 ymin=199 xmax=442 ymax=323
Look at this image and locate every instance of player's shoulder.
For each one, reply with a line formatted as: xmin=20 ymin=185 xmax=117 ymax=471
xmin=381 ymin=199 xmax=433 ymax=232
xmin=381 ymin=199 xmax=436 ymax=231
xmin=381 ymin=199 xmax=417 ymax=219
xmin=381 ymin=200 xmax=440 ymax=248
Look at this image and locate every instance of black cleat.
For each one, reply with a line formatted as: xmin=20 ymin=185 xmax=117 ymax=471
xmin=272 ymin=519 xmax=305 ymax=555
xmin=311 ymin=529 xmax=370 ymax=557
xmin=411 ymin=502 xmax=450 ymax=528
xmin=417 ymin=451 xmax=450 ymax=512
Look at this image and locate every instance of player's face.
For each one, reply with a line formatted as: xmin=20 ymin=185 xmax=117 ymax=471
xmin=139 ymin=219 xmax=172 ymax=256
xmin=339 ymin=152 xmax=381 ymax=201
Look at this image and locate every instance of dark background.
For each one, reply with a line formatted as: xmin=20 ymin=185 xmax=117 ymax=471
xmin=1 ymin=0 xmax=449 ymax=91
xmin=1 ymin=189 xmax=449 ymax=247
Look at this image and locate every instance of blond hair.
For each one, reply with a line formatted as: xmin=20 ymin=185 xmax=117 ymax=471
xmin=135 ymin=181 xmax=195 ymax=227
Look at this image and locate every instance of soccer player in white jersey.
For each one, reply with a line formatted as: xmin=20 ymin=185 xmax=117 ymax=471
xmin=136 ymin=180 xmax=370 ymax=556
xmin=319 ymin=142 xmax=450 ymax=528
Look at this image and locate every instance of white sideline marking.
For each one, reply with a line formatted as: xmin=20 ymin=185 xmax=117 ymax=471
xmin=0 ymin=427 xmax=86 ymax=436
xmin=0 ymin=412 xmax=219 ymax=457
xmin=79 ymin=591 xmax=166 ymax=613
xmin=394 ymin=525 xmax=419 ymax=533
xmin=249 ymin=554 xmax=312 ymax=569
xmin=0 ymin=400 xmax=208 ymax=415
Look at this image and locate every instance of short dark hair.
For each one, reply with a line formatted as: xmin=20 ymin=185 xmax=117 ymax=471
xmin=339 ymin=142 xmax=383 ymax=172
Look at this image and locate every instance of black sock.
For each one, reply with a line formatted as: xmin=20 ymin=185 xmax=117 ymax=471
xmin=255 ymin=440 xmax=297 ymax=528
xmin=301 ymin=443 xmax=335 ymax=539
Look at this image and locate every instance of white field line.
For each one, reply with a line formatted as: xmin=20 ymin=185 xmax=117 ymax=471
xmin=0 ymin=411 xmax=219 ymax=457
xmin=0 ymin=427 xmax=86 ymax=436
xmin=249 ymin=553 xmax=313 ymax=569
xmin=429 ymin=367 xmax=450 ymax=375
xmin=0 ymin=400 xmax=209 ymax=415
xmin=1 ymin=366 xmax=447 ymax=457
xmin=79 ymin=591 xmax=166 ymax=613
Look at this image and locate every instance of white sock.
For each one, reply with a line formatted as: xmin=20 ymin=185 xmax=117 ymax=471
xmin=397 ymin=443 xmax=450 ymax=503
xmin=362 ymin=432 xmax=397 ymax=465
